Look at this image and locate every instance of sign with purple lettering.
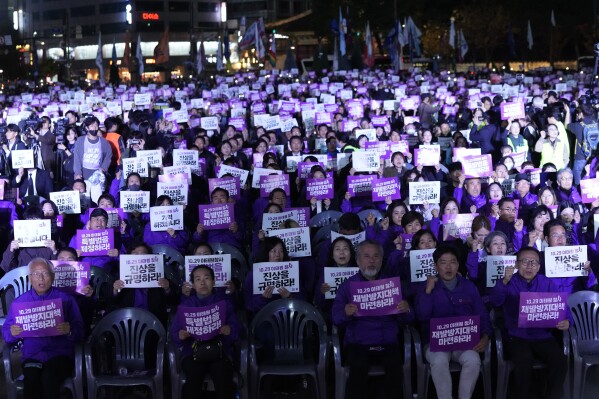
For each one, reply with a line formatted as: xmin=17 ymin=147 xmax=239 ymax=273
xmin=51 ymin=261 xmax=90 ymax=294
xmin=184 ymin=254 xmax=231 ymax=287
xmin=198 ymin=203 xmax=234 ymax=230
xmin=324 ymin=267 xmax=358 ymax=299
xmin=500 ymin=102 xmax=526 ymax=120
xmin=259 ymin=174 xmax=290 ymax=197
xmin=347 ymin=175 xmax=376 ymax=197
xmin=544 ymin=245 xmax=588 ymax=278
xmin=371 ymin=116 xmax=389 ymax=127
xmin=372 ymin=177 xmax=401 ymax=201
xmin=442 ymin=214 xmax=478 ymax=241
xmin=306 ymin=177 xmax=334 ymax=200
xmin=462 ymin=154 xmax=493 ymax=178
xmin=389 ymin=141 xmax=411 ymax=157
xmin=208 ymin=177 xmax=241 ymax=200
xmin=119 ymin=254 xmax=164 ymax=288
xmin=580 ymin=178 xmax=599 ymax=204
xmin=178 ymin=301 xmax=226 ymax=340
xmin=414 ymin=145 xmax=441 ymax=167
xmin=253 ymin=261 xmax=300 ymax=294
xmin=349 ymin=277 xmax=402 ymax=316
xmin=12 ymin=299 xmax=65 ymax=338
xmin=518 ymin=292 xmax=567 ymax=328
xmin=298 ymin=162 xmax=325 ymax=179
xmin=266 ymin=227 xmax=311 ymax=257
xmin=486 ymin=256 xmax=517 ymax=288
xmin=76 ymin=229 xmax=114 ymax=256
xmin=429 ymin=315 xmax=480 ymax=352
xmin=262 ymin=208 xmax=310 ymax=231
xmin=315 ymin=112 xmax=332 ymax=125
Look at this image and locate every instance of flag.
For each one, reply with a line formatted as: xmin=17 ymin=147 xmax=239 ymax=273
xmin=339 ymin=7 xmax=346 ymax=56
xmin=111 ymin=38 xmax=117 ymax=66
xmin=267 ymin=34 xmax=276 ymax=67
xmin=95 ymin=32 xmax=104 ymax=80
xmin=449 ymin=19 xmax=456 ymax=49
xmin=527 ymin=20 xmax=533 ymax=50
xmin=197 ymin=39 xmax=205 ymax=74
xmin=154 ymin=27 xmax=169 ymax=64
xmin=136 ymin=33 xmax=144 ymax=75
xmin=240 ymin=16 xmax=246 ymax=34
xmin=551 ymin=10 xmax=556 ymax=27
xmin=459 ymin=30 xmax=468 ymax=58
xmin=239 ymin=21 xmax=257 ymax=50
xmin=364 ymin=21 xmax=374 ymax=67
xmin=406 ymin=16 xmax=422 ymax=57
xmin=257 ymin=18 xmax=266 ymax=61
xmin=397 ymin=21 xmax=406 ymax=47
xmin=224 ymin=30 xmax=230 ymax=61
xmin=122 ymin=31 xmax=131 ymax=70
xmin=216 ymin=36 xmax=224 ymax=71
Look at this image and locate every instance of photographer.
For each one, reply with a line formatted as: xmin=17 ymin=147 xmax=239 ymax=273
xmin=56 ymin=126 xmax=78 ymax=187
xmin=27 ymin=116 xmax=56 ymax=174
xmin=122 ymin=131 xmax=145 ymax=159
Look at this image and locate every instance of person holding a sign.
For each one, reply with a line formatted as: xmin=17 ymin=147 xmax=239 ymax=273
xmin=2 ymin=258 xmax=84 ymax=399
xmin=489 ymin=247 xmax=569 ymax=399
xmin=143 ymin=195 xmax=190 ymax=253
xmin=366 ymin=201 xmax=409 ymax=257
xmin=466 ymin=231 xmax=510 ymax=297
xmin=12 ymin=165 xmax=53 ymax=201
xmin=501 ymin=120 xmax=530 ymax=161
xmin=415 ymin=245 xmax=492 ymax=399
xmin=2 ymin=124 xmax=27 ymax=177
xmin=493 ymin=198 xmax=524 ymax=254
xmin=171 ymin=265 xmax=240 ymax=399
xmin=332 ymin=240 xmax=413 ymax=399
xmin=454 ymin=175 xmax=487 ymax=214
xmin=195 ymin=188 xmax=243 ymax=250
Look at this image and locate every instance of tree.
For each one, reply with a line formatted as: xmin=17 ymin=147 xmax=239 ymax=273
xmin=421 ymin=22 xmax=452 ymax=59
xmin=454 ymin=1 xmax=509 ymax=61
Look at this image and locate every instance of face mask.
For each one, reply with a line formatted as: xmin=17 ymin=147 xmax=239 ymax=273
xmin=88 ymin=129 xmax=98 ymax=137
xmin=406 ymin=129 xmax=416 ymax=135
xmin=206 ymin=130 xmax=214 ymax=137
xmin=128 ymin=184 xmax=140 ymax=191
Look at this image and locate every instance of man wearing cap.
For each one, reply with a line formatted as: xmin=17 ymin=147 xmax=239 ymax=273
xmin=511 ymin=173 xmax=538 ymax=221
xmin=2 ymin=258 xmax=84 ymax=399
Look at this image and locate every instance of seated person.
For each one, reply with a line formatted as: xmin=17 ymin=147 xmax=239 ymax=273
xmin=2 ymin=258 xmax=84 ymax=399
xmin=194 ymin=188 xmax=244 ymax=250
xmin=143 ymin=195 xmax=190 ymax=253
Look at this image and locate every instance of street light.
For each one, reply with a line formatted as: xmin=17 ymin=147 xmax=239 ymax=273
xmin=220 ymin=2 xmax=227 ymax=23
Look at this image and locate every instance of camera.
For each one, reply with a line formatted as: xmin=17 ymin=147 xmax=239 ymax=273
xmin=129 ymin=139 xmax=140 ymax=145
xmin=53 ymin=118 xmax=69 ymax=138
xmin=18 ymin=116 xmax=41 ymax=133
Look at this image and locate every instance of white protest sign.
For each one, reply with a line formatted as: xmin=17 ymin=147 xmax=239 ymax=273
xmin=251 ymin=168 xmax=283 ymax=189
xmin=201 ymin=116 xmax=219 ymax=130
xmin=324 ymin=267 xmax=358 ymax=299
xmin=136 ymin=149 xmax=163 ymax=167
xmin=14 ymin=219 xmax=51 ymax=247
xmin=149 ymin=205 xmax=184 ymax=231
xmin=218 ymin=164 xmax=249 ymax=186
xmin=157 ymin=182 xmax=188 ymax=205
xmin=119 ymin=254 xmax=164 ymax=288
xmin=486 ymin=256 xmax=517 ymax=287
xmin=266 ymin=227 xmax=312 ymax=257
xmin=50 ymin=191 xmax=81 ymax=214
xmin=408 ymin=181 xmax=441 ymax=205
xmin=352 ymin=151 xmax=380 ymax=172
xmin=11 ymin=150 xmax=34 ymax=169
xmin=331 ymin=231 xmax=366 ymax=251
xmin=120 ymin=191 xmax=150 ymax=213
xmin=173 ymin=149 xmax=199 ymax=174
xmin=122 ymin=157 xmax=149 ymax=178
xmin=252 ymin=261 xmax=300 ymax=294
xmin=134 ymin=93 xmax=152 ymax=106
xmin=544 ymin=245 xmax=588 ymax=278
xmin=409 ymin=249 xmax=436 ymax=282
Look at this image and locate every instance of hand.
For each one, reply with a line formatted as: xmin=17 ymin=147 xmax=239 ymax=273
xmin=584 ymin=261 xmax=591 ymax=273
xmin=76 ymin=249 xmax=82 ymax=258
xmin=9 ymin=240 xmax=19 ymax=252
xmin=323 ymin=198 xmax=331 ymax=208
xmin=396 ymin=300 xmax=410 ymax=313
xmin=56 ymin=322 xmax=71 ymax=335
xmin=229 ymin=221 xmax=238 ymax=233
xmin=349 ymin=168 xmax=356 ymax=176
xmin=366 ymin=212 xmax=376 ymax=226
xmin=178 ymin=329 xmax=191 ymax=340
xmin=470 ymin=205 xmax=477 ymax=214
xmin=262 ymin=285 xmax=275 ymax=299
xmin=490 ymin=172 xmax=498 ymax=182
xmin=10 ymin=324 xmax=23 ymax=337
xmin=120 ymin=220 xmax=127 ymax=235
xmin=158 ymin=278 xmax=171 ymax=293
xmin=108 ymin=249 xmax=119 ymax=257
xmin=166 ymin=228 xmax=176 ymax=237
xmin=503 ymin=266 xmax=515 ymax=285
xmin=556 ymin=320 xmax=570 ymax=331
xmin=592 ymin=199 xmax=599 ymax=209
xmin=514 ymin=219 xmax=524 ymax=232
xmin=432 ymin=208 xmax=439 ymax=218
xmin=80 ymin=284 xmax=93 ymax=297
xmin=423 ymin=201 xmax=430 ymax=211
xmin=115 ymin=169 xmax=122 ymax=180
xmin=458 ymin=174 xmax=466 ymax=187
xmin=45 ymin=240 xmax=56 ymax=253
xmin=196 ymin=223 xmax=205 ymax=235
xmin=491 ymin=204 xmax=500 ymax=218
xmin=380 ymin=217 xmax=390 ymax=231
xmin=574 ymin=210 xmax=581 ymax=224
xmin=345 ymin=304 xmax=358 ymax=317
xmin=528 ymin=230 xmax=541 ymax=245
xmin=182 ymin=282 xmax=192 ymax=296
xmin=345 ymin=192 xmax=351 ymax=201
xmin=2 ymin=144 xmax=8 ymax=152
xmin=220 ymin=325 xmax=231 ymax=336
xmin=310 ymin=197 xmax=318 ymax=207
xmin=224 ymin=280 xmax=236 ymax=294
xmin=321 ymin=283 xmax=331 ymax=294
xmin=473 ymin=335 xmax=490 ymax=352
xmin=585 ymin=164 xmax=591 ymax=175
xmin=278 ymin=287 xmax=291 ymax=298
xmin=258 ymin=229 xmax=266 ymax=241
xmin=57 ymin=143 xmax=66 ymax=151
xmin=385 ymin=196 xmax=392 ymax=205
xmin=425 ymin=275 xmax=438 ymax=294
xmin=113 ymin=279 xmax=125 ymax=294
xmin=18 ymin=167 xmax=24 ymax=177
xmin=393 ymin=235 xmax=403 ymax=250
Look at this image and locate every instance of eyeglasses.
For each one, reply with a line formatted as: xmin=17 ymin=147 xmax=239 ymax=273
xmin=501 ymin=207 xmax=517 ymax=213
xmin=517 ymin=259 xmax=540 ymax=267
xmin=30 ymin=271 xmax=51 ymax=279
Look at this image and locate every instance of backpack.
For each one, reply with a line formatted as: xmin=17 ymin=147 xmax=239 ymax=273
xmin=578 ymin=121 xmax=599 ymax=159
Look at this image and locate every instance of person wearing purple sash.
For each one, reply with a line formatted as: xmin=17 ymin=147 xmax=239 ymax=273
xmin=2 ymin=258 xmax=84 ymax=399
xmin=332 ymin=240 xmax=413 ymax=399
xmin=491 ymin=198 xmax=524 ymax=254
xmin=415 ymin=245 xmax=492 ymax=399
xmin=171 ymin=265 xmax=240 ymax=399
xmin=489 ymin=247 xmax=568 ymax=399
xmin=453 ymin=176 xmax=487 ymax=214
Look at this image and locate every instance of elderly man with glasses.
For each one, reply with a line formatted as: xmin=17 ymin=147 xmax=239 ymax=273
xmin=2 ymin=258 xmax=84 ymax=399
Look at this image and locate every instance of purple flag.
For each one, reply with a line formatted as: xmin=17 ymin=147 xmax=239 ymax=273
xmin=12 ymin=298 xmax=65 ymax=338
xmin=349 ymin=277 xmax=402 ymax=316
xmin=178 ymin=300 xmax=227 ymax=340
xmin=429 ymin=315 xmax=481 ymax=352
xmin=518 ymin=292 xmax=567 ymax=328
xmin=198 ymin=203 xmax=234 ymax=230
xmin=75 ymin=229 xmax=114 ymax=256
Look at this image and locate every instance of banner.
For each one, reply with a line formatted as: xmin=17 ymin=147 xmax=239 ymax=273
xmin=305 ymin=177 xmax=334 ymax=200
xmin=371 ymin=177 xmax=401 ymax=202
xmin=409 ymin=249 xmax=436 ymax=282
xmin=119 ymin=254 xmax=164 ymax=288
xmin=323 ymin=267 xmax=358 ymax=299
xmin=51 ymin=261 xmax=90 ymax=294
xmin=149 ymin=205 xmax=184 ymax=231
xmin=76 ymin=229 xmax=114 ymax=256
xmin=266 ymin=227 xmax=311 ymax=257
xmin=50 ymin=191 xmax=82 ymax=214
xmin=349 ymin=277 xmax=402 ymax=316
xmin=184 ymin=254 xmax=232 ymax=287
xmin=178 ymin=300 xmax=227 ymax=340
xmin=486 ymin=256 xmax=517 ymax=288
xmin=442 ymin=213 xmax=478 ymax=240
xmin=12 ymin=299 xmax=64 ymax=338
xmin=156 ymin=182 xmax=188 ymax=205
xmin=198 ymin=203 xmax=234 ymax=230
xmin=252 ymin=261 xmax=300 ymax=294
xmin=14 ymin=219 xmax=51 ymax=247
xmin=217 ymin=164 xmax=250 ymax=186
xmin=518 ymin=292 xmax=567 ymax=328
xmin=162 ymin=165 xmax=192 ymax=185
xmin=544 ymin=245 xmax=588 ymax=278
xmin=429 ymin=315 xmax=480 ymax=352
xmin=120 ymin=191 xmax=150 ymax=213
xmin=331 ymin=231 xmax=366 ymax=251
xmin=408 ymin=181 xmax=441 ymax=204
xmin=500 ymin=102 xmax=526 ymax=120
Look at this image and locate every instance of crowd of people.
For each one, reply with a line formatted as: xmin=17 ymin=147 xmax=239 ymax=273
xmin=0 ymin=64 xmax=597 ymax=399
